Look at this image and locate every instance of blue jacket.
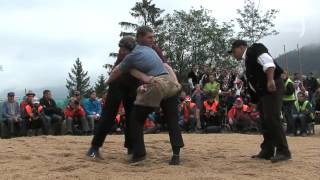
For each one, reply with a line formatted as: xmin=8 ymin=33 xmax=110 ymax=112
xmin=83 ymin=98 xmax=101 ymax=116
xmin=2 ymin=101 xmax=20 ymax=119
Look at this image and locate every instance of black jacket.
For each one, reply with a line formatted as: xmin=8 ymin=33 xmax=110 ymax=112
xmin=40 ymin=98 xmax=61 ymax=116
xmin=245 ymin=43 xmax=283 ymax=102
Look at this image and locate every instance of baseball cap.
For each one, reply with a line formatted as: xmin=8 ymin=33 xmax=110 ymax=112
xmin=7 ymin=92 xmax=15 ymax=97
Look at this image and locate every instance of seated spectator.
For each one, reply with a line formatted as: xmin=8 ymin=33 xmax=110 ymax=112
xmin=1 ymin=92 xmax=25 ymax=138
xmin=83 ymin=90 xmax=102 ymax=134
xmin=203 ymin=74 xmax=221 ymax=99
xmin=178 ymin=96 xmax=197 ymax=132
xmin=64 ymin=98 xmax=90 ymax=135
xmin=20 ymin=90 xmax=35 ymax=113
xmin=202 ymin=92 xmax=223 ymax=128
xmin=228 ymin=98 xmax=252 ymax=132
xmin=191 ymin=84 xmax=206 ymax=129
xmin=292 ymin=92 xmax=314 ymax=136
xmin=248 ymin=103 xmax=261 ymax=131
xmin=40 ymin=90 xmax=64 ymax=135
xmin=24 ymin=97 xmax=49 ymax=136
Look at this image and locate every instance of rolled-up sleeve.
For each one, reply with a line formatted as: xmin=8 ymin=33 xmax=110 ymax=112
xmin=257 ymin=53 xmax=275 ymax=72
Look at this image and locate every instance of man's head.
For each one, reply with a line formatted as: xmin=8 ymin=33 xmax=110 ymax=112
xmin=209 ymin=74 xmax=215 ymax=82
xmin=228 ymin=40 xmax=248 ymax=60
xmin=297 ymin=92 xmax=306 ymax=102
xmin=281 ymin=71 xmax=289 ymax=80
xmin=7 ymin=92 xmax=15 ymax=102
xmin=180 ymin=91 xmax=187 ymax=101
xmin=118 ymin=36 xmax=136 ymax=57
xmin=136 ymin=26 xmax=154 ymax=47
xmin=43 ymin=90 xmax=52 ymax=99
xmin=26 ymin=90 xmax=35 ymax=102
xmin=192 ymin=64 xmax=199 ymax=72
xmin=235 ymin=97 xmax=244 ymax=109
xmin=90 ymin=90 xmax=97 ymax=100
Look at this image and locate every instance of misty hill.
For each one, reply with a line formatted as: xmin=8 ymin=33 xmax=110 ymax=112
xmin=275 ymin=44 xmax=320 ymax=75
xmin=0 ymin=86 xmax=68 ymax=101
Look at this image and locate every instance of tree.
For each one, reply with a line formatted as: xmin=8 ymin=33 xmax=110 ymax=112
xmin=66 ymin=58 xmax=91 ymax=98
xmin=94 ymin=74 xmax=107 ymax=98
xmin=119 ymin=0 xmax=164 ymax=37
xmin=158 ymin=7 xmax=235 ymax=81
xmin=107 ymin=0 xmax=165 ymax=59
xmin=236 ymin=0 xmax=279 ymax=45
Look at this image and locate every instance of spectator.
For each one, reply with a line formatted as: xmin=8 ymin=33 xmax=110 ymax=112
xmin=304 ymin=72 xmax=318 ymax=99
xmin=292 ymin=92 xmax=314 ymax=136
xmin=199 ymin=65 xmax=211 ymax=88
xmin=188 ymin=64 xmax=200 ymax=91
xmin=83 ymin=90 xmax=102 ymax=133
xmin=203 ymin=74 xmax=221 ymax=98
xmin=40 ymin=90 xmax=63 ymax=135
xmin=225 ymin=89 xmax=237 ymax=111
xmin=64 ymin=98 xmax=90 ymax=135
xmin=1 ymin=92 xmax=25 ymax=137
xmin=73 ymin=91 xmax=82 ymax=103
xmin=20 ymin=90 xmax=35 ymax=113
xmin=228 ymin=98 xmax=252 ymax=132
xmin=202 ymin=92 xmax=223 ymax=128
xmin=24 ymin=97 xmax=49 ymax=135
xmin=234 ymin=79 xmax=243 ymax=97
xmin=281 ymin=71 xmax=296 ymax=135
xmin=191 ymin=84 xmax=206 ymax=130
xmin=178 ymin=96 xmax=197 ymax=132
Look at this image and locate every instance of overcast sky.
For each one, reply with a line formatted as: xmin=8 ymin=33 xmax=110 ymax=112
xmin=0 ymin=0 xmax=319 ymax=96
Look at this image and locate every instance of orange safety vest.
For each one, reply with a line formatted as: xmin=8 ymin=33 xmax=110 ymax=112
xmin=203 ymin=101 xmax=218 ymax=113
xmin=25 ymin=105 xmax=43 ymax=118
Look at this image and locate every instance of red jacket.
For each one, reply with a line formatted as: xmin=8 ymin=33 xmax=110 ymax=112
xmin=64 ymin=105 xmax=86 ymax=119
xmin=228 ymin=105 xmax=249 ymax=120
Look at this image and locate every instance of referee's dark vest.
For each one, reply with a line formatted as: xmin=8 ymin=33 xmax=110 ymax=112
xmin=245 ymin=43 xmax=283 ymax=101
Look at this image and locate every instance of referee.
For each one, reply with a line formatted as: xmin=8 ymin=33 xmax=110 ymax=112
xmin=229 ymin=40 xmax=291 ymax=163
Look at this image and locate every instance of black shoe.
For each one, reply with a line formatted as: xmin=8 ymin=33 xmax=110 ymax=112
xmin=86 ymin=147 xmax=104 ymax=161
xmin=251 ymin=151 xmax=274 ymax=160
xmin=129 ymin=155 xmax=146 ymax=165
xmin=169 ymin=154 xmax=180 ymax=165
xmin=270 ymin=153 xmax=291 ymax=163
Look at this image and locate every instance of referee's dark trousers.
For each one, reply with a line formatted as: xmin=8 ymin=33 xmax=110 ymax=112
xmin=258 ymin=78 xmax=290 ymax=155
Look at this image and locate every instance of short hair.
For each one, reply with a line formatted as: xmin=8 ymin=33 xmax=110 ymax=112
xmin=90 ymin=90 xmax=96 ymax=95
xmin=43 ymin=89 xmax=51 ymax=95
xmin=136 ymin=26 xmax=153 ymax=38
xmin=119 ymin=36 xmax=136 ymax=51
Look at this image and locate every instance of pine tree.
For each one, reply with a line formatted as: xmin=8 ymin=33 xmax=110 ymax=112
xmin=94 ymin=74 xmax=107 ymax=98
xmin=66 ymin=58 xmax=91 ymax=98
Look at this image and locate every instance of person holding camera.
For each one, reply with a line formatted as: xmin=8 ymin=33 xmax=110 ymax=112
xmin=178 ymin=96 xmax=197 ymax=132
xmin=24 ymin=97 xmax=48 ymax=135
xmin=64 ymin=98 xmax=90 ymax=135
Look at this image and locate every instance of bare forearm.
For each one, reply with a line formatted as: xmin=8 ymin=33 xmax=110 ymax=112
xmin=265 ymin=67 xmax=275 ymax=81
xmin=130 ymin=69 xmax=152 ymax=83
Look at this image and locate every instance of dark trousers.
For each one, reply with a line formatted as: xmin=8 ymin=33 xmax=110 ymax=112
xmin=91 ymin=82 xmax=136 ymax=149
xmin=282 ymin=101 xmax=295 ymax=134
xmin=130 ymin=95 xmax=184 ymax=157
xmin=292 ymin=113 xmax=308 ymax=134
xmin=258 ymin=79 xmax=290 ymax=155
